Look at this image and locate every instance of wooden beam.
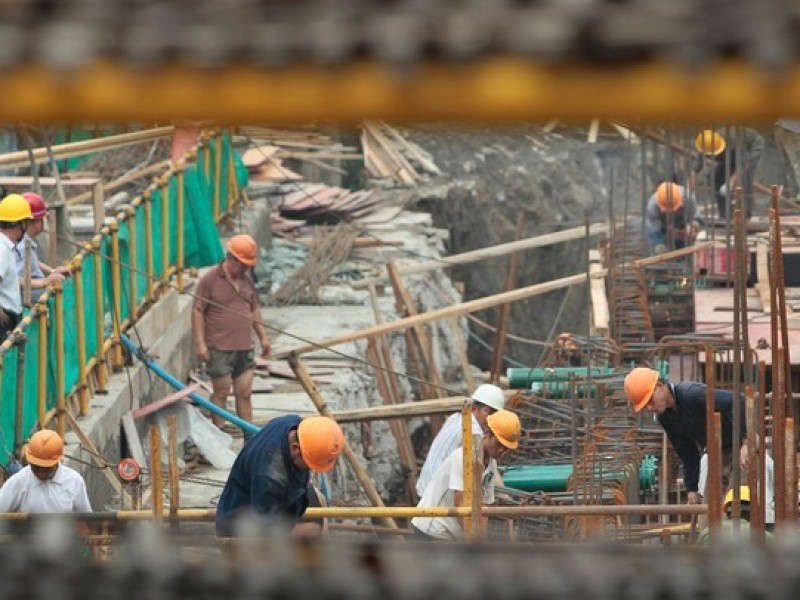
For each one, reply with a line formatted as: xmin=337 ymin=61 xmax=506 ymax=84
xmin=0 ymin=127 xmax=174 ymax=171
xmin=279 ymin=241 xmax=714 ymax=358
xmin=350 ymin=223 xmax=609 ymax=288
xmin=333 ymin=397 xmax=464 ymax=423
xmin=0 ymin=176 xmax=101 ymax=187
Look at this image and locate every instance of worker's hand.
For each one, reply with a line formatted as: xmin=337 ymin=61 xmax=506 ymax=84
xmin=195 ymin=341 xmax=210 ymax=363
xmin=687 ymin=491 xmax=701 ymax=505
xmin=44 ymin=272 xmax=65 ymax=286
xmin=740 ymin=443 xmax=749 ymax=471
xmin=653 ymin=243 xmax=668 ymax=255
xmin=0 ymin=308 xmax=10 ymax=327
xmin=54 ymin=265 xmax=72 ymax=277
xmin=259 ymin=337 xmax=271 ymax=358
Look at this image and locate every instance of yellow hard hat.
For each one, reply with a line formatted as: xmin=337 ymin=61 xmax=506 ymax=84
xmin=695 ymin=130 xmax=726 ymax=156
xmin=723 ymin=485 xmax=751 ymax=507
xmin=0 ymin=194 xmax=34 ymax=223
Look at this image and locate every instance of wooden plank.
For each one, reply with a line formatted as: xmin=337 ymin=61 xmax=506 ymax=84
xmin=590 ymin=260 xmax=610 ymax=333
xmin=131 ymin=384 xmax=198 ymax=420
xmin=542 ymin=119 xmax=560 ymax=133
xmin=241 ymin=144 xmax=280 ymax=167
xmin=587 ymin=118 xmax=600 ymax=143
xmin=121 ymin=412 xmax=148 ymax=468
xmin=756 ymin=241 xmax=771 ymax=313
xmin=351 ymin=223 xmax=609 ymax=288
xmin=0 ymin=176 xmax=101 ymax=186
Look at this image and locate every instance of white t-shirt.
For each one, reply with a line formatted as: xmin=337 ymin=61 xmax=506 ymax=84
xmin=0 ymin=232 xmax=21 ymax=314
xmin=698 ymin=452 xmax=774 ymax=524
xmin=416 ymin=412 xmax=483 ymax=497
xmin=411 ymin=447 xmax=497 ymax=541
xmin=0 ymin=464 xmax=92 ymax=513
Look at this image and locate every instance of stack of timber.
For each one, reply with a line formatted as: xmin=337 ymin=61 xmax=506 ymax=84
xmin=361 ymin=121 xmax=440 ymax=185
xmin=242 ymin=144 xmax=303 ymax=182
xmin=278 ymin=183 xmax=383 ymax=225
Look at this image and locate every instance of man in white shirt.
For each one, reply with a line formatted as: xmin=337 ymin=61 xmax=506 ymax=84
xmin=412 ymin=409 xmax=520 ymax=541
xmin=0 ymin=429 xmax=92 ymax=514
xmin=0 ymin=193 xmax=33 ymax=341
xmin=416 ymin=383 xmax=506 ymax=498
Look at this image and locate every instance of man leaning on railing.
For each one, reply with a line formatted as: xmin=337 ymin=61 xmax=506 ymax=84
xmin=0 ymin=193 xmax=33 ymax=340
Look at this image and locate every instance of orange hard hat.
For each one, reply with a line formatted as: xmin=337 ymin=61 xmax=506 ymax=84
xmin=656 ymin=182 xmax=683 ymax=212
xmin=22 ymin=192 xmax=48 ymax=219
xmin=25 ymin=429 xmax=64 ymax=467
xmin=297 ymin=416 xmax=344 ymax=473
xmin=624 ymin=367 xmax=660 ymax=413
xmin=487 ymin=410 xmax=521 ymax=449
xmin=226 ymin=234 xmax=258 ymax=266
xmin=695 ymin=130 xmax=726 ymax=156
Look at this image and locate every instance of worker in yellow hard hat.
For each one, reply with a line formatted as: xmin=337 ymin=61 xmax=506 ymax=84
xmin=412 ymin=409 xmax=521 ymax=541
xmin=192 ymin=234 xmax=271 ymax=440
xmin=0 ymin=193 xmax=33 ymax=341
xmin=624 ymin=367 xmax=748 ymax=506
xmin=697 ymin=486 xmax=775 ymax=543
xmin=690 ymin=127 xmax=764 ymax=220
xmin=645 ymin=180 xmax=702 ymax=255
xmin=216 ymin=415 xmax=344 ymax=538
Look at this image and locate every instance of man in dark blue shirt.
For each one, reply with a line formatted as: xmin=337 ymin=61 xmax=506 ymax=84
xmin=215 ymin=414 xmax=344 ymax=537
xmin=625 ymin=367 xmax=748 ymax=505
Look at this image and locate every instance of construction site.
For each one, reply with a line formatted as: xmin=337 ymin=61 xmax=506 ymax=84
xmin=0 ymin=1 xmax=800 ymax=598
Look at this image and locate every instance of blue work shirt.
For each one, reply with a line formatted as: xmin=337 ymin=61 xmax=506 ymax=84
xmin=215 ymin=414 xmax=310 ymax=536
xmin=657 ymin=382 xmax=746 ymax=493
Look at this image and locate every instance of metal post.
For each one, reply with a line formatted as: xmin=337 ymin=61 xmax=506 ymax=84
xmin=212 ymin=131 xmax=222 ymax=220
xmin=160 ymin=176 xmax=170 ymax=290
xmin=14 ymin=329 xmax=26 ymax=452
xmin=149 ymin=424 xmax=163 ymax=521
xmin=461 ymin=401 xmax=474 ymax=539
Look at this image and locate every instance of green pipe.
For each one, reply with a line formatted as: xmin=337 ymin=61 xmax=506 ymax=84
xmin=500 ymin=456 xmax=658 ymax=493
xmin=506 ymin=367 xmax=615 ymax=389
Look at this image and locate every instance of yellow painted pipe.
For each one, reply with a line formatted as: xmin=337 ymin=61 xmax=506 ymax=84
xmin=73 ymin=263 xmax=89 ymax=416
xmin=125 ymin=206 xmax=138 ymax=320
xmin=175 ymin=165 xmax=185 ymax=292
xmin=53 ymin=281 xmax=65 ymax=437
xmin=212 ymin=131 xmax=222 ymax=220
xmin=36 ymin=306 xmax=47 ymax=426
xmin=160 ymin=179 xmax=170 ymax=290
xmin=109 ymin=222 xmax=123 ymax=371
xmin=143 ymin=190 xmax=154 ymax=301
xmin=92 ymin=240 xmax=108 ymax=393
xmin=461 ymin=401 xmax=474 ymax=540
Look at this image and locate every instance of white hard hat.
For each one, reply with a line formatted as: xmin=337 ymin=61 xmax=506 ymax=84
xmin=471 ymin=384 xmax=505 ymax=411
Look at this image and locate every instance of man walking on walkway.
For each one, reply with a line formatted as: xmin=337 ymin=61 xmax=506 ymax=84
xmin=193 ymin=234 xmax=271 ymax=438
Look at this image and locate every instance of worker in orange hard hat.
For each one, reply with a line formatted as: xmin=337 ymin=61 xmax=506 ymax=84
xmin=0 ymin=429 xmax=92 ymax=513
xmin=624 ymin=367 xmax=748 ymax=506
xmin=644 ymin=180 xmax=702 ymax=255
xmin=14 ymin=192 xmax=72 ymax=303
xmin=690 ymin=127 xmax=764 ymax=220
xmin=412 ymin=409 xmax=521 ymax=541
xmin=216 ymin=415 xmax=344 ymax=538
xmin=192 ymin=233 xmax=270 ymax=440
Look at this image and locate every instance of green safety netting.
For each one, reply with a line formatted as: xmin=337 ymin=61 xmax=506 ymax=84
xmin=0 ymin=131 xmax=246 ymax=467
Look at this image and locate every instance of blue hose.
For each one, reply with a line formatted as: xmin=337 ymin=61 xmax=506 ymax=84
xmin=120 ymin=333 xmax=259 ymax=435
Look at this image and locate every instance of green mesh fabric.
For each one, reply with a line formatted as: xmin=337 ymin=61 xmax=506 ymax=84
xmin=0 ymin=131 xmax=241 ymax=466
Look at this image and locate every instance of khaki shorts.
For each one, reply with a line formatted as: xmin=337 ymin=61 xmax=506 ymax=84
xmin=207 ymin=348 xmax=255 ymax=379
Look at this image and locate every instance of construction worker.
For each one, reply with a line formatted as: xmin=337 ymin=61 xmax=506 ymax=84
xmin=0 ymin=193 xmax=33 ymax=340
xmin=15 ymin=192 xmax=71 ymax=303
xmin=691 ymin=128 xmax=764 ymax=220
xmin=215 ymin=415 xmax=344 ymax=538
xmin=416 ymin=383 xmax=506 ymax=498
xmin=193 ymin=234 xmax=271 ymax=439
xmin=624 ymin=367 xmax=748 ymax=505
xmin=0 ymin=429 xmax=92 ymax=514
xmin=699 ymin=451 xmax=775 ymax=532
xmin=411 ymin=409 xmax=521 ymax=541
xmin=645 ymin=181 xmax=701 ymax=255
xmin=697 ymin=486 xmax=774 ymax=543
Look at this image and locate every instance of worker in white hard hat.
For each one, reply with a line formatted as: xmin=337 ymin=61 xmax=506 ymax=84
xmin=415 ymin=383 xmax=507 ymax=498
